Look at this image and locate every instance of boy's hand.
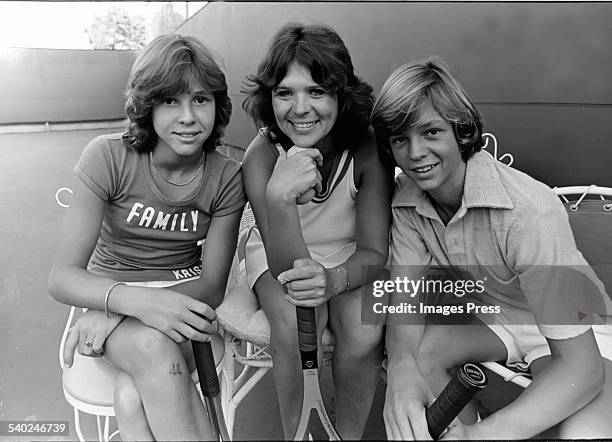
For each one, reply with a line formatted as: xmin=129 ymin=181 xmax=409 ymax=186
xmin=384 ymin=374 xmax=434 ymax=440
xmin=440 ymin=422 xmax=477 ymax=440
xmin=63 ymin=309 xmax=125 ymax=368
xmin=277 ymin=258 xmax=334 ymax=307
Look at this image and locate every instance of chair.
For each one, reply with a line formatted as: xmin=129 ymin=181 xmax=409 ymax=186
xmin=215 ymin=206 xmax=336 ymax=439
xmin=59 ymin=306 xmax=226 ymax=441
xmin=59 ymin=307 xmax=120 ymax=442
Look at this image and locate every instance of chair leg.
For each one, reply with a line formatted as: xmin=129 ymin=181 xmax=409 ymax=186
xmin=103 ymin=416 xmax=111 ymax=441
xmin=73 ymin=408 xmax=86 ymax=442
xmin=96 ymin=415 xmax=104 ymax=442
xmin=221 ymin=332 xmax=237 ymax=438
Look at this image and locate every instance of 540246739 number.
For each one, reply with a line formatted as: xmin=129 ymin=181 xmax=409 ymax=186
xmin=0 ymin=421 xmax=69 ymax=436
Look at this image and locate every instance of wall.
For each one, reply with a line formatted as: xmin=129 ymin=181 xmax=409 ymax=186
xmin=0 ymin=48 xmax=137 ymax=124
xmin=179 ymin=2 xmax=612 ymax=187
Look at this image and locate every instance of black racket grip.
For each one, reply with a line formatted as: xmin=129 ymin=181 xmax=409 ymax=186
xmin=426 ymin=363 xmax=487 ymax=440
xmin=296 ymin=306 xmax=317 ymax=353
xmin=192 ymin=340 xmax=220 ymax=398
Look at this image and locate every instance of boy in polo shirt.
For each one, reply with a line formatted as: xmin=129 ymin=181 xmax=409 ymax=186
xmin=371 ymin=57 xmax=612 ymax=439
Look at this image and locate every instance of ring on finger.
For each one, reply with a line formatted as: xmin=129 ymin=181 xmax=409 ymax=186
xmin=85 ymin=339 xmax=94 ymax=348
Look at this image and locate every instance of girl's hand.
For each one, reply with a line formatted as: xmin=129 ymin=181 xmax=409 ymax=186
xmin=133 ymin=288 xmax=217 ymax=344
xmin=266 ymin=147 xmax=323 ymax=204
xmin=63 ymin=309 xmax=125 ymax=368
xmin=277 ymin=258 xmax=336 ymax=307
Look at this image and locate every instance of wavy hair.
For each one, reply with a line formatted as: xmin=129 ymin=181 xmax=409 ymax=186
xmin=122 ymin=34 xmax=231 ymax=153
xmin=242 ymin=23 xmax=374 ymax=149
xmin=371 ymin=57 xmax=484 ymax=166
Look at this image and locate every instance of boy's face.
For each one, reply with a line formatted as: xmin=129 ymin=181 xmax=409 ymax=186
xmin=388 ymin=104 xmax=465 ymax=199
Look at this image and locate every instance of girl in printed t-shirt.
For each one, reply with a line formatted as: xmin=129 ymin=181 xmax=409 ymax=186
xmin=48 ymin=34 xmax=245 ymax=441
xmin=241 ymin=23 xmax=392 ymax=439
xmin=371 ymin=56 xmax=612 ymax=439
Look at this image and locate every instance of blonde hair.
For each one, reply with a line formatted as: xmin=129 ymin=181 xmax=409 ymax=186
xmin=371 ymin=56 xmax=483 ymax=165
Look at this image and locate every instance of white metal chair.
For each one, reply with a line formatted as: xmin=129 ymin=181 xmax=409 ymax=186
xmin=59 ymin=306 xmax=226 ymax=441
xmin=215 ymin=206 xmax=336 ymax=439
xmin=59 ymin=307 xmax=120 ymax=442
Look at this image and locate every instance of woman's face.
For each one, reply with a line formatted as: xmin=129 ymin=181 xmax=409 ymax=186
xmin=271 ymin=63 xmax=338 ymax=148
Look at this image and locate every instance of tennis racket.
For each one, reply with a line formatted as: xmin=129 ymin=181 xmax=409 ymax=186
xmin=425 ymin=362 xmax=487 ymax=440
xmin=294 ymin=306 xmax=341 ymax=440
xmin=192 ymin=340 xmax=231 ymax=441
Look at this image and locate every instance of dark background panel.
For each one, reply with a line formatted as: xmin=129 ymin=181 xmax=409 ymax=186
xmin=0 ymin=48 xmax=136 ymax=124
xmin=181 ymin=2 xmax=612 ymax=103
xmin=480 ymin=104 xmax=612 ymax=187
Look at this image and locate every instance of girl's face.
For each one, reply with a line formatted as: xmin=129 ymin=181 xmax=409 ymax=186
xmin=152 ymin=84 xmax=215 ymax=159
xmin=388 ymin=103 xmax=465 ymax=201
xmin=272 ymin=63 xmax=338 ymax=149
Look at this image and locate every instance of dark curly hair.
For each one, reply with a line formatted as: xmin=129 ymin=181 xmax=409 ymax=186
xmin=122 ymin=34 xmax=232 ymax=153
xmin=371 ymin=57 xmax=484 ymax=166
xmin=242 ymin=23 xmax=374 ymax=150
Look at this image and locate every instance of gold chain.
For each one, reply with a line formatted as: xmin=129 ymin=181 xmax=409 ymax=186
xmin=149 ymin=151 xmax=205 ymax=186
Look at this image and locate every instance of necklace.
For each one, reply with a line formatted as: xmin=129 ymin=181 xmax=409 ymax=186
xmin=149 ymin=151 xmax=206 ymax=186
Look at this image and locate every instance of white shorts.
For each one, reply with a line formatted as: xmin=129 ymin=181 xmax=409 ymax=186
xmin=486 ymin=322 xmax=612 ymax=370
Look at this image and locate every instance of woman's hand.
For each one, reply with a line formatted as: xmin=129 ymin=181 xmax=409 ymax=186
xmin=277 ymin=258 xmax=339 ymax=307
xmin=266 ymin=147 xmax=323 ymax=205
xmin=131 ymin=288 xmax=217 ymax=344
xmin=62 ymin=309 xmax=125 ymax=368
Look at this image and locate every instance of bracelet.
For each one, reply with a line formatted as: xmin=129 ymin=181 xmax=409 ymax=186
xmin=104 ymin=281 xmax=126 ymax=318
xmin=336 ymin=265 xmax=351 ymax=293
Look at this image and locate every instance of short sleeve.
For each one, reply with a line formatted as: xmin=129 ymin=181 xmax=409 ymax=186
xmin=391 ymin=207 xmax=432 ymax=268
xmin=508 ymin=200 xmax=606 ymax=339
xmin=212 ymin=162 xmax=246 ymax=217
xmin=73 ymin=135 xmax=122 ymax=202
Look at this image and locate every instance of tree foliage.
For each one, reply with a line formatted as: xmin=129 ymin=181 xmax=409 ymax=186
xmin=88 ymin=7 xmax=146 ymax=50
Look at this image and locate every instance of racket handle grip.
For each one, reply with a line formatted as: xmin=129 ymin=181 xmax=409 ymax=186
xmin=192 ymin=340 xmax=220 ymax=397
xmin=296 ymin=306 xmax=317 ymax=353
xmin=426 ymin=362 xmax=487 ymax=440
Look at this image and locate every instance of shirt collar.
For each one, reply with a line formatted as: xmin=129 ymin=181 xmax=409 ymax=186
xmin=392 ymin=150 xmax=514 ymax=215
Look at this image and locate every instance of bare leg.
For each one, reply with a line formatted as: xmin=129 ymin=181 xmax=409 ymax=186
xmin=416 ymin=315 xmax=507 ymax=424
xmin=104 ymin=317 xmax=213 ymax=441
xmin=255 ymin=271 xmax=327 ymax=439
xmin=328 ymin=283 xmax=384 ymax=439
xmin=531 ymin=356 xmax=612 ymax=438
xmin=113 ymin=372 xmax=154 ymax=441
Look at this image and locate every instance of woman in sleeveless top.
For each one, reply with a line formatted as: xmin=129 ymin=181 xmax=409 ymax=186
xmin=241 ymin=23 xmax=392 ymax=439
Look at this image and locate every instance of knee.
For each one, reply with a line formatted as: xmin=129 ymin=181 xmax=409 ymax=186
xmin=114 ymin=372 xmax=143 ymax=418
xmin=265 ymin=304 xmax=299 ymax=350
xmin=129 ymin=326 xmax=183 ymax=370
xmin=336 ymin=323 xmax=384 ymax=360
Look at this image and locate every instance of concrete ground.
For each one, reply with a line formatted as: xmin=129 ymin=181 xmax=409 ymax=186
xmin=0 ymin=129 xmax=516 ymax=441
